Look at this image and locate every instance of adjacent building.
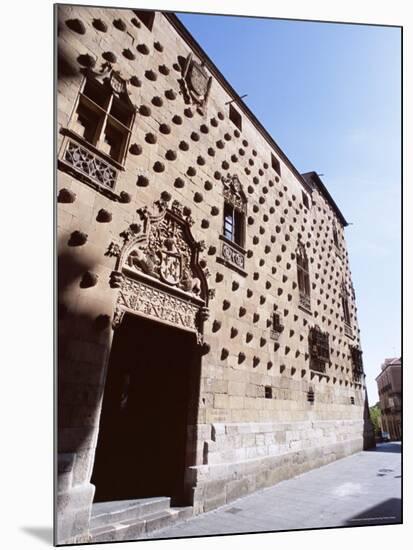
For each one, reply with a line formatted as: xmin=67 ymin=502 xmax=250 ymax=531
xmin=56 ymin=5 xmax=373 ymax=544
xmin=376 ymin=357 xmax=402 ymax=440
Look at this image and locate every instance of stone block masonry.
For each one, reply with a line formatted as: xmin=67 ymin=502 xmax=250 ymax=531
xmin=56 ymin=5 xmax=373 ymax=544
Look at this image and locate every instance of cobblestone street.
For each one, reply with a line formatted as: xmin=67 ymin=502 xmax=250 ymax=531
xmin=146 ymin=442 xmax=402 ymax=540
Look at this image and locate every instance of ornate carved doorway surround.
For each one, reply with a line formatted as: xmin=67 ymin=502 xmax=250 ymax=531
xmin=92 ymin=195 xmax=212 ymax=503
xmin=109 ymin=194 xmax=211 ymax=342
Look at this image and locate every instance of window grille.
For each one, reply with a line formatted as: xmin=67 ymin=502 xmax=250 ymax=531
xmin=309 ymin=325 xmax=330 ymax=373
xmin=350 ymin=346 xmax=364 ymax=381
xmin=72 ymin=73 xmax=134 ymax=165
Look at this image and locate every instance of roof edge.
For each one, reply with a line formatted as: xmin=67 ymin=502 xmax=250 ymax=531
xmin=162 ymin=11 xmax=313 ymax=196
xmin=301 ymin=172 xmax=348 ymax=227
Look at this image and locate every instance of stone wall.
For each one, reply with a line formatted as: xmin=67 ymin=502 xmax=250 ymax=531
xmin=56 ymin=5 xmax=370 ymax=543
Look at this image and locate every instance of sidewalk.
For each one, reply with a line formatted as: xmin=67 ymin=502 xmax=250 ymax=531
xmin=146 ymin=442 xmax=402 ymax=539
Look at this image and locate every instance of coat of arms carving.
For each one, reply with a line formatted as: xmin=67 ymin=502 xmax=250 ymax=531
xmin=109 ymin=195 xmax=211 ymax=342
xmin=180 ymin=53 xmax=212 ymax=113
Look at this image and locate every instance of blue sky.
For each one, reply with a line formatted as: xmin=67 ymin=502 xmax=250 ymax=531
xmin=178 ymin=12 xmax=401 ymax=403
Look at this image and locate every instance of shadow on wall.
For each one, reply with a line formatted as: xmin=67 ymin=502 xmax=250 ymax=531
xmin=345 ymin=498 xmax=402 ymax=526
xmin=57 ymin=234 xmax=111 ymax=489
xmin=56 ymin=15 xmax=86 ymax=81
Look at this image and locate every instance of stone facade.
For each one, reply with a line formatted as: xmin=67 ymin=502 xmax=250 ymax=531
xmin=376 ymin=357 xmax=402 ymax=440
xmin=56 ymin=5 xmax=373 ymax=544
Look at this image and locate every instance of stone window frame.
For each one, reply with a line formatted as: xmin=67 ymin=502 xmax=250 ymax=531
xmin=72 ymin=72 xmax=135 ymax=165
xmin=216 ymin=174 xmax=248 ymax=277
xmin=223 ymin=201 xmax=245 ymax=247
xmin=58 ymin=68 xmax=136 ymax=197
xmin=332 ymin=222 xmax=342 ymax=258
xmin=270 ymin=308 xmax=284 ymax=340
xmin=350 ymin=345 xmax=364 ymax=382
xmin=308 ymin=325 xmax=330 ymax=374
xmin=341 ymin=280 xmax=353 ymax=338
xmin=296 ymin=240 xmax=312 ymax=313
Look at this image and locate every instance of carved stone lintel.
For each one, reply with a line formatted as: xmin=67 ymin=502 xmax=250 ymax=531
xmin=118 ymin=277 xmax=202 ymax=338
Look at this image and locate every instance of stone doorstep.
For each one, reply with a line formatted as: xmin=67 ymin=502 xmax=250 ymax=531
xmin=90 ymin=497 xmax=171 ymax=528
xmin=89 ymin=503 xmax=194 ymax=543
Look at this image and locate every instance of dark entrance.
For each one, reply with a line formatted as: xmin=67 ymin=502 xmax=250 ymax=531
xmin=92 ymin=313 xmax=200 ymax=505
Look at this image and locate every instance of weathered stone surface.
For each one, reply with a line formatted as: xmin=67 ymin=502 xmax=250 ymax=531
xmin=56 ymin=5 xmax=371 ymax=544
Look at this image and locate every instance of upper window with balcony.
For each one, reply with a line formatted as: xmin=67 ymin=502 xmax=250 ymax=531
xmin=72 ymin=72 xmax=135 ymax=164
xmin=217 ymin=174 xmax=247 ymax=275
xmin=59 ymin=68 xmax=136 ymax=194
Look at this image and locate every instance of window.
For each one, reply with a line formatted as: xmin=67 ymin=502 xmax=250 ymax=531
xmin=270 ymin=310 xmax=284 ymax=340
xmin=302 ymin=190 xmax=309 ymax=209
xmin=341 ymin=281 xmax=351 ymax=328
xmin=333 ymin=224 xmax=339 ymax=248
xmin=272 ymin=313 xmax=282 ymax=332
xmin=271 ymin=153 xmax=281 ymax=176
xmin=222 ymin=175 xmax=247 ymax=248
xmin=134 ymin=10 xmax=155 ymax=30
xmin=342 ymin=293 xmax=351 ymax=325
xmin=218 ymin=175 xmax=247 ymax=274
xmin=72 ymin=73 xmax=135 ymax=164
xmin=60 ymin=70 xmax=136 ymax=194
xmin=350 ymin=346 xmax=364 ymax=381
xmin=309 ymin=326 xmax=330 ymax=373
xmin=229 ymin=104 xmax=242 ymax=131
xmin=223 ymin=202 xmax=244 ymax=246
xmin=265 ymin=386 xmax=273 ymax=399
xmin=296 ymin=241 xmax=311 ymax=311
